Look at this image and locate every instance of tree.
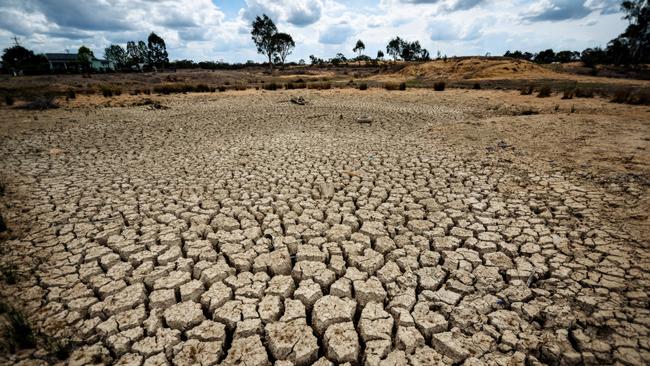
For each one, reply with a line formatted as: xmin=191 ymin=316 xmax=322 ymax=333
xmin=386 ymin=37 xmax=402 ymax=61
xmin=615 ymin=0 xmax=649 ymax=63
xmin=147 ymin=32 xmax=168 ymax=69
xmin=377 ymin=50 xmax=384 ymax=60
xmin=534 ymin=49 xmax=555 ymax=63
xmin=104 ymin=44 xmax=127 ymax=69
xmin=331 ymin=53 xmax=347 ymax=66
xmin=399 ymin=40 xmax=429 ymax=61
xmin=77 ymin=45 xmax=94 ymax=72
xmin=137 ymin=41 xmax=149 ymax=64
xmin=273 ymin=32 xmax=295 ymax=66
xmin=581 ymin=47 xmax=608 ymax=67
xmin=555 ymin=50 xmax=579 ymax=63
xmin=1 ymin=45 xmax=48 ymax=74
xmin=251 ymin=14 xmax=279 ymax=72
xmin=126 ymin=41 xmax=142 ymax=65
xmin=353 ymin=39 xmax=365 ymax=64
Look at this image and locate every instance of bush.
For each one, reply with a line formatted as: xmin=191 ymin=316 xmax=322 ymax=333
xmin=195 ymin=84 xmax=210 ymax=93
xmin=153 ymin=84 xmax=196 ymax=94
xmin=473 ymin=83 xmax=481 ymax=90
xmin=286 ymin=82 xmax=306 ymax=90
xmin=562 ymin=88 xmax=575 ymax=99
xmin=433 ymin=82 xmax=445 ymax=91
xmin=65 ymin=90 xmax=76 ymax=100
xmin=307 ymin=82 xmax=332 ymax=90
xmin=610 ymin=90 xmax=630 ymax=103
xmin=263 ymin=82 xmax=279 ymax=91
xmin=612 ymin=89 xmax=650 ymax=105
xmin=537 ymin=86 xmax=552 ymax=98
xmin=218 ymin=86 xmax=226 ymax=92
xmin=575 ymin=88 xmax=594 ymax=98
xmin=359 ymin=83 xmax=368 ymax=90
xmin=100 ymin=85 xmax=121 ymax=97
xmin=385 ymin=82 xmax=406 ymax=91
xmin=4 ymin=95 xmax=14 ymax=106
xmin=19 ymin=97 xmax=58 ymax=110
xmin=520 ymin=85 xmax=534 ymax=95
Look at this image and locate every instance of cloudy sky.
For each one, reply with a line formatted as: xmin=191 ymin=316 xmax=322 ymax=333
xmin=0 ymin=0 xmax=629 ymax=63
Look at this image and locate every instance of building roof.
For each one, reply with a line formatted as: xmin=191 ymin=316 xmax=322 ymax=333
xmin=45 ymin=53 xmax=79 ymax=62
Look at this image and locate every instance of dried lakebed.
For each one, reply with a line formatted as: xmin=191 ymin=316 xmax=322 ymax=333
xmin=0 ymin=90 xmax=648 ymax=365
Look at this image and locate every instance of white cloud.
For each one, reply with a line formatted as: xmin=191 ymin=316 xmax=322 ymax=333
xmin=0 ymin=0 xmax=628 ymax=63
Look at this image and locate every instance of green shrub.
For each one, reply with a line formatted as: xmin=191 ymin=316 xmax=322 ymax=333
xmin=473 ymin=83 xmax=481 ymax=90
xmin=537 ymin=86 xmax=552 ymax=98
xmin=433 ymin=82 xmax=445 ymax=91
xmin=359 ymin=83 xmax=368 ymax=90
xmin=4 ymin=95 xmax=14 ymax=106
xmin=65 ymin=90 xmax=76 ymax=100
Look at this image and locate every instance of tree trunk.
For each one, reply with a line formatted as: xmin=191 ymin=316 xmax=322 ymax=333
xmin=268 ymin=54 xmax=273 ymax=74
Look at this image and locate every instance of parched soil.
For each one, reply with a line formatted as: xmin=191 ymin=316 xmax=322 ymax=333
xmin=0 ymin=88 xmax=649 ymax=365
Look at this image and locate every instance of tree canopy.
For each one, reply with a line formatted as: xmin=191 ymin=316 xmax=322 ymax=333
xmin=251 ymin=14 xmax=279 ymax=71
xmin=147 ymin=32 xmax=168 ymax=67
xmin=273 ymin=32 xmax=295 ymax=65
xmin=386 ymin=37 xmax=429 ymax=61
xmin=104 ymin=44 xmax=127 ymax=69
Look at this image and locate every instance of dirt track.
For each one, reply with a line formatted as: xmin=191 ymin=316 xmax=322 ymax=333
xmin=0 ymin=89 xmax=649 ymax=365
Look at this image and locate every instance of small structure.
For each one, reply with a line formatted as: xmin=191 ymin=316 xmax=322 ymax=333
xmin=45 ymin=53 xmax=80 ymax=72
xmin=45 ymin=53 xmax=114 ymax=72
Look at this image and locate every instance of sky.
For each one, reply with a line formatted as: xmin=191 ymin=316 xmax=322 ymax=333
xmin=0 ymin=0 xmax=629 ymax=63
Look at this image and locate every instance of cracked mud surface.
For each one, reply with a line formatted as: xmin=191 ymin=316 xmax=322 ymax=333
xmin=1 ymin=89 xmax=649 ymax=365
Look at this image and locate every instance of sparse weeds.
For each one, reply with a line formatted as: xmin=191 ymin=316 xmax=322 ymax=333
xmin=0 ymin=302 xmax=36 ymax=353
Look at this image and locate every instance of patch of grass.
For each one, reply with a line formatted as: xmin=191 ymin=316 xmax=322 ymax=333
xmin=562 ymin=88 xmax=575 ymax=100
xmin=433 ymin=81 xmax=446 ymax=91
xmin=358 ymin=83 xmax=368 ymax=90
xmin=4 ymin=95 xmax=14 ymax=106
xmin=0 ymin=302 xmax=36 ymax=353
xmin=537 ymin=86 xmax=552 ymax=98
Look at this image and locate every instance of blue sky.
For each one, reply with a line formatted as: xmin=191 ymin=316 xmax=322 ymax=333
xmin=0 ymin=0 xmax=628 ymax=63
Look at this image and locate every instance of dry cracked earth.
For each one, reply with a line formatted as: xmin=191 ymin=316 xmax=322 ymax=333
xmin=0 ymin=90 xmax=648 ymax=366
